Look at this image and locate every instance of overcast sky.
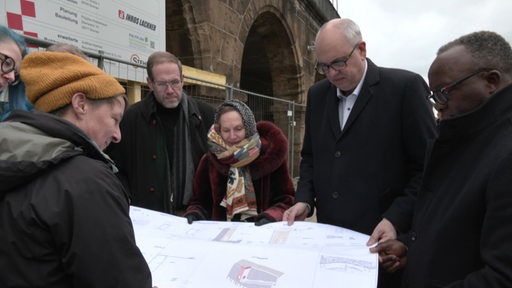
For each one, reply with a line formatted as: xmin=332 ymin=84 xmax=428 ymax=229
xmin=334 ymin=0 xmax=511 ymax=81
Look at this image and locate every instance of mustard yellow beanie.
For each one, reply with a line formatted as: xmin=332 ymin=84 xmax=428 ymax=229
xmin=20 ymin=51 xmax=125 ymax=112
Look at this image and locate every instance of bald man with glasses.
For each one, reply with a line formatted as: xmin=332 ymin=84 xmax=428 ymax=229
xmin=283 ymin=18 xmax=437 ymax=288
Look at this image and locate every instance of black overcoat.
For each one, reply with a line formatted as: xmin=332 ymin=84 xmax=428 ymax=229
xmin=295 ymin=59 xmax=437 ymax=235
xmin=107 ymin=92 xmax=215 ymax=213
xmin=403 ymin=84 xmax=512 ymax=287
xmin=0 ymin=110 xmax=151 ymax=287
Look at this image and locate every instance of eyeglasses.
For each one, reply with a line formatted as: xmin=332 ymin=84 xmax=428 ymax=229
xmin=0 ymin=51 xmax=17 ymax=75
xmin=315 ymin=44 xmax=358 ymax=75
xmin=427 ymin=69 xmax=491 ymax=105
xmin=154 ymin=79 xmax=181 ymax=90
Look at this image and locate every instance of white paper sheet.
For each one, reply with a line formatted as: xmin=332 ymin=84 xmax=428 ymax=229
xmin=130 ymin=206 xmax=378 ymax=288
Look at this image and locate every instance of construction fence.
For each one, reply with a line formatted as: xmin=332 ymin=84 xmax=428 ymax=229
xmin=24 ymin=36 xmax=305 ymax=178
xmin=183 ymin=76 xmax=304 ymax=178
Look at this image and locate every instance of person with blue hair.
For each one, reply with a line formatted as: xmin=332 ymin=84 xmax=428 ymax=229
xmin=0 ymin=25 xmax=32 ymax=121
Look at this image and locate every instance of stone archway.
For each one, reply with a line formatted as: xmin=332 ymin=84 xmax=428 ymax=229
xmin=240 ymin=7 xmax=302 ymax=98
xmin=241 ymin=11 xmax=291 ymax=121
xmin=239 ymin=7 xmax=302 ymax=174
xmin=166 ymin=0 xmax=195 ymax=67
xmin=162 ymin=0 xmax=339 ymax=176
xmin=239 ymin=9 xmax=300 ymax=118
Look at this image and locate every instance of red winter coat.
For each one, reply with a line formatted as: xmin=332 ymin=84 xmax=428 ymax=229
xmin=185 ymin=121 xmax=295 ymax=222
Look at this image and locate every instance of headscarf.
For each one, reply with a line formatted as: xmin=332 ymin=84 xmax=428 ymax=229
xmin=208 ymin=99 xmax=261 ymax=221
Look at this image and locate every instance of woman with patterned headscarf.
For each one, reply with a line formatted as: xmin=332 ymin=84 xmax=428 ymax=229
xmin=184 ymin=99 xmax=295 ymax=225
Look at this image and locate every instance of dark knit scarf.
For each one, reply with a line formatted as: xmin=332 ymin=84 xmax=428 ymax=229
xmin=173 ymin=93 xmax=194 ymax=208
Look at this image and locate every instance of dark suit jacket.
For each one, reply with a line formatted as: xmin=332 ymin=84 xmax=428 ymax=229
xmin=295 ymin=59 xmax=437 ymax=235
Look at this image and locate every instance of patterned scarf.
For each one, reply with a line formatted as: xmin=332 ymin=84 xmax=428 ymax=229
xmin=207 ymin=125 xmax=261 ymax=221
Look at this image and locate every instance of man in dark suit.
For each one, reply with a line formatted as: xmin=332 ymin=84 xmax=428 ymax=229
xmin=283 ymin=18 xmax=437 ymax=287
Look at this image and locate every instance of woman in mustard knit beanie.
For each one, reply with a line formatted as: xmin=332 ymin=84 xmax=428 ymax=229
xmin=0 ymin=51 xmax=152 ymax=288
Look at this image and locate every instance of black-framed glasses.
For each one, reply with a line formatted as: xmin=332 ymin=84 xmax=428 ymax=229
xmin=154 ymin=79 xmax=181 ymax=90
xmin=0 ymin=51 xmax=16 ymax=75
xmin=315 ymin=44 xmax=358 ymax=75
xmin=427 ymin=68 xmax=491 ymax=105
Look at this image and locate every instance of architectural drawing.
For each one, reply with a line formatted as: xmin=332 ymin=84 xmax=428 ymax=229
xmin=227 ymin=260 xmax=284 ymax=288
xmin=130 ymin=206 xmax=378 ymax=288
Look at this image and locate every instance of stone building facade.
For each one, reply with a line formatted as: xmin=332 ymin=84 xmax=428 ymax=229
xmin=165 ymin=0 xmax=339 ymax=175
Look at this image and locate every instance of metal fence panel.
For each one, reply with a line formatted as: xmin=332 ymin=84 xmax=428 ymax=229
xmin=23 ymin=35 xmax=304 ymax=177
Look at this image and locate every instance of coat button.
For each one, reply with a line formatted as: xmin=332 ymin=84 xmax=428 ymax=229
xmin=334 ymin=150 xmax=342 ymax=158
xmin=332 ymin=191 xmax=340 ymax=198
xmin=151 ymin=119 xmax=157 ymax=125
xmin=149 ymin=187 xmax=155 ymax=193
xmin=410 ymin=231 xmax=417 ymax=241
xmin=152 ymin=154 xmax=157 ymax=160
